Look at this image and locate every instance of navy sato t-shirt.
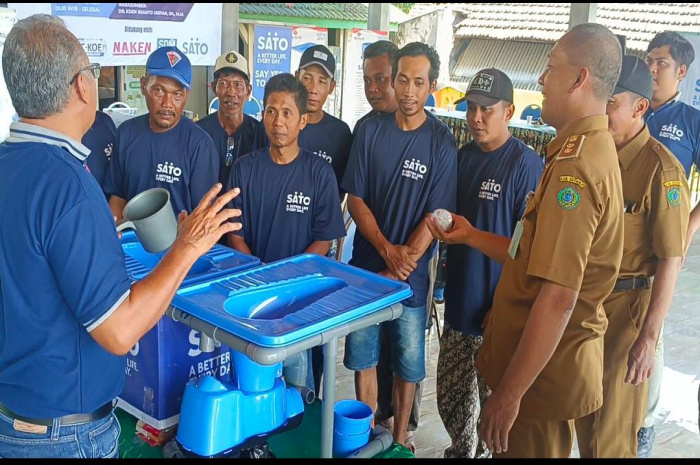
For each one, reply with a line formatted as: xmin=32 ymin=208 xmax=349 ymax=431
xmin=298 ymin=112 xmax=353 ymax=193
xmin=197 ymin=112 xmax=266 ymax=186
xmin=445 ymin=137 xmax=544 ymax=336
xmin=83 ymin=111 xmax=116 ymax=197
xmin=342 ymin=111 xmax=458 ymax=308
xmin=104 ymin=115 xmax=219 ymax=215
xmin=646 ymin=98 xmax=700 ymax=177
xmin=227 ymin=148 xmax=346 ymax=264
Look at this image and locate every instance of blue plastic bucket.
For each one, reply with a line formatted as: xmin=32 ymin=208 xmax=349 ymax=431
xmin=231 ymin=350 xmax=282 ymax=392
xmin=333 ymin=399 xmax=374 ymax=436
xmin=333 ymin=427 xmax=371 ymax=458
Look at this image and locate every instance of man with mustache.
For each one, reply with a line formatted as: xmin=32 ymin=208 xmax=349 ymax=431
xmin=426 ymin=68 xmax=544 ymax=458
xmin=197 ymin=50 xmax=266 ymax=187
xmin=342 ymin=42 xmax=457 ymax=451
xmin=474 ymin=23 xmax=624 ymax=457
xmin=105 ymin=46 xmax=219 ymax=218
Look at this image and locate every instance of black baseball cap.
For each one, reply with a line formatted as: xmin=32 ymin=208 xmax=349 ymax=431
xmin=613 ymin=55 xmax=653 ymax=101
xmin=456 ymin=68 xmax=514 ymax=107
xmin=299 ymin=44 xmax=336 ymax=78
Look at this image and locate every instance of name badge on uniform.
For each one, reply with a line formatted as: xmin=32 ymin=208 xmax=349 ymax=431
xmin=508 ymin=220 xmax=524 ymax=260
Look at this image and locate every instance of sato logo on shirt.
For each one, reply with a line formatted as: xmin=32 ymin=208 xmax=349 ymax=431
xmin=155 ymin=162 xmax=183 ymax=184
xmin=402 ymin=158 xmax=428 ymax=181
xmin=479 ymin=178 xmax=502 ymax=201
xmin=286 ymin=191 xmax=311 ymax=214
xmin=659 ymin=124 xmax=684 ymax=142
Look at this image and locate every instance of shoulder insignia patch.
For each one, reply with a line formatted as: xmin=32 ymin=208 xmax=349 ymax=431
xmin=556 ymin=134 xmax=586 ymax=161
xmin=557 ymin=186 xmax=580 ymax=210
xmin=667 ymin=186 xmax=682 ymax=207
xmin=559 ymin=175 xmax=587 ymax=188
xmin=664 ymin=180 xmax=682 ymax=188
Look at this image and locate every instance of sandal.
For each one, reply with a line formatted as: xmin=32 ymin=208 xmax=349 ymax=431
xmin=402 ymin=432 xmax=416 ymax=454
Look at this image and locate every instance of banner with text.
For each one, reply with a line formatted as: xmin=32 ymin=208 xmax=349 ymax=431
xmin=252 ymin=24 xmax=293 ymax=103
xmin=9 ymin=3 xmax=222 ymax=66
xmin=341 ymin=29 xmax=389 ymax=131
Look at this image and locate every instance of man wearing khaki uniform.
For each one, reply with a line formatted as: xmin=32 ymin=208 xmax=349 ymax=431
xmin=472 ymin=24 xmax=625 ymax=458
xmin=575 ymin=56 xmax=690 ymax=458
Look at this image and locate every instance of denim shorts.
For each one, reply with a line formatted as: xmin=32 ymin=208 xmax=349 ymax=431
xmin=0 ymin=409 xmax=120 ymax=458
xmin=344 ymin=304 xmax=427 ymax=383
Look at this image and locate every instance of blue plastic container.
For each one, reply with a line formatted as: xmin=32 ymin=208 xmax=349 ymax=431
xmin=117 ymin=234 xmax=261 ymax=428
xmin=231 ymin=351 xmax=282 ymax=393
xmin=334 ymin=399 xmax=374 ymax=436
xmin=333 ymin=428 xmax=371 ymax=458
xmin=172 ymin=254 xmax=413 ymax=348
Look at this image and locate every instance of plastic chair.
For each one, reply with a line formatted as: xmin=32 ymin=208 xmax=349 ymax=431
xmin=455 ymin=99 xmax=467 ymax=112
xmin=520 ymin=104 xmax=542 ymax=121
xmin=426 ymin=94 xmax=436 ymax=107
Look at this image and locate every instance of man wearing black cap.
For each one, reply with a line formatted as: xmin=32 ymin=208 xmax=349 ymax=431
xmin=197 ymin=50 xmax=266 ymax=187
xmin=426 ymin=68 xmax=543 ymax=458
xmin=295 ymin=44 xmax=353 ymax=394
xmin=295 ymin=44 xmax=353 ymax=194
xmin=106 ymin=46 xmax=219 ymax=218
xmin=574 ymin=55 xmax=689 ymax=458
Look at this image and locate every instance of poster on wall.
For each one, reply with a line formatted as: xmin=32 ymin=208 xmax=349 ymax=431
xmin=8 ymin=3 xmax=222 ymax=66
xmin=678 ymin=32 xmax=700 ymax=110
xmin=341 ymin=29 xmax=389 ymax=131
xmin=0 ymin=8 xmax=18 ymax=142
xmin=252 ymin=25 xmax=293 ymax=104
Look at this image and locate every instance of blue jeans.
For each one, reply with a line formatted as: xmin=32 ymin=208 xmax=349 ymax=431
xmin=344 ymin=304 xmax=428 ymax=383
xmin=0 ymin=410 xmax=120 ymax=458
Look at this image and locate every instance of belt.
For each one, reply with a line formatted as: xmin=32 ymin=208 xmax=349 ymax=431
xmin=613 ymin=277 xmax=651 ymax=292
xmin=0 ymin=400 xmax=114 ymax=427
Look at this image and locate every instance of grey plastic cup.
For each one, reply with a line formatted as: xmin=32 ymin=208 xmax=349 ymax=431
xmin=116 ymin=188 xmax=177 ymax=254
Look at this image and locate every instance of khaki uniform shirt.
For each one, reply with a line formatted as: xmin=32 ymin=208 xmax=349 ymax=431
xmin=476 ymin=115 xmax=624 ymax=420
xmin=617 ymin=126 xmax=690 ymax=278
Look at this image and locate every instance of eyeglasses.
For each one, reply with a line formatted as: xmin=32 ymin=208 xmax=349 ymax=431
xmin=70 ymin=63 xmax=101 ymax=85
xmin=226 ymin=136 xmax=237 ymax=167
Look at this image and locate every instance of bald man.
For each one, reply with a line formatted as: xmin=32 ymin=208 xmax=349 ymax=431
xmin=470 ymin=23 xmax=624 ymax=458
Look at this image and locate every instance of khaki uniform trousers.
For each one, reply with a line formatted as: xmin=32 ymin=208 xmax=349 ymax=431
xmin=575 ymin=287 xmax=651 ymax=457
xmin=492 ymin=414 xmax=575 ymax=458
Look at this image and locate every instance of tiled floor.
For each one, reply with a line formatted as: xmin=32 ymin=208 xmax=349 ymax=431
xmin=329 ymin=238 xmax=700 ymax=458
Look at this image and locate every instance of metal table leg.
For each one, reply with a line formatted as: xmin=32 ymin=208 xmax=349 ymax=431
xmin=320 ymin=337 xmax=338 ymax=458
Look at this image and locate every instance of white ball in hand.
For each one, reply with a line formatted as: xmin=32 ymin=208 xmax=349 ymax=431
xmin=432 ymin=209 xmax=453 ymax=231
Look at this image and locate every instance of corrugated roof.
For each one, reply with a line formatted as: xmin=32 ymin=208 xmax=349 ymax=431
xmin=239 ymin=3 xmax=409 ymax=24
xmin=455 ymin=3 xmax=570 ymax=43
xmin=454 ymin=3 xmax=700 ymax=51
xmin=451 ymin=38 xmax=553 ymax=91
xmin=239 ymin=3 xmax=368 ymax=22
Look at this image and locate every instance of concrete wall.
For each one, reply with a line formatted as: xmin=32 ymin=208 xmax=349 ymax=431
xmin=394 ymin=9 xmax=456 ymax=87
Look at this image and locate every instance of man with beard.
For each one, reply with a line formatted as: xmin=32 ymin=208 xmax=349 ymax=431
xmin=106 ymin=46 xmax=219 ymax=218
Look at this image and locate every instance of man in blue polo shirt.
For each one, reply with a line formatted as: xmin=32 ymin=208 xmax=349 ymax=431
xmin=639 ymin=31 xmax=700 ymax=457
xmin=342 ymin=42 xmax=457 ymax=451
xmin=197 ymin=50 xmax=266 ymax=186
xmin=105 ymin=46 xmax=219 ymax=218
xmin=296 ymin=45 xmax=353 ymax=194
xmin=426 ymin=69 xmax=543 ymax=458
xmin=0 ymin=15 xmax=242 ymax=458
xmin=82 ymin=111 xmax=117 ymax=198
